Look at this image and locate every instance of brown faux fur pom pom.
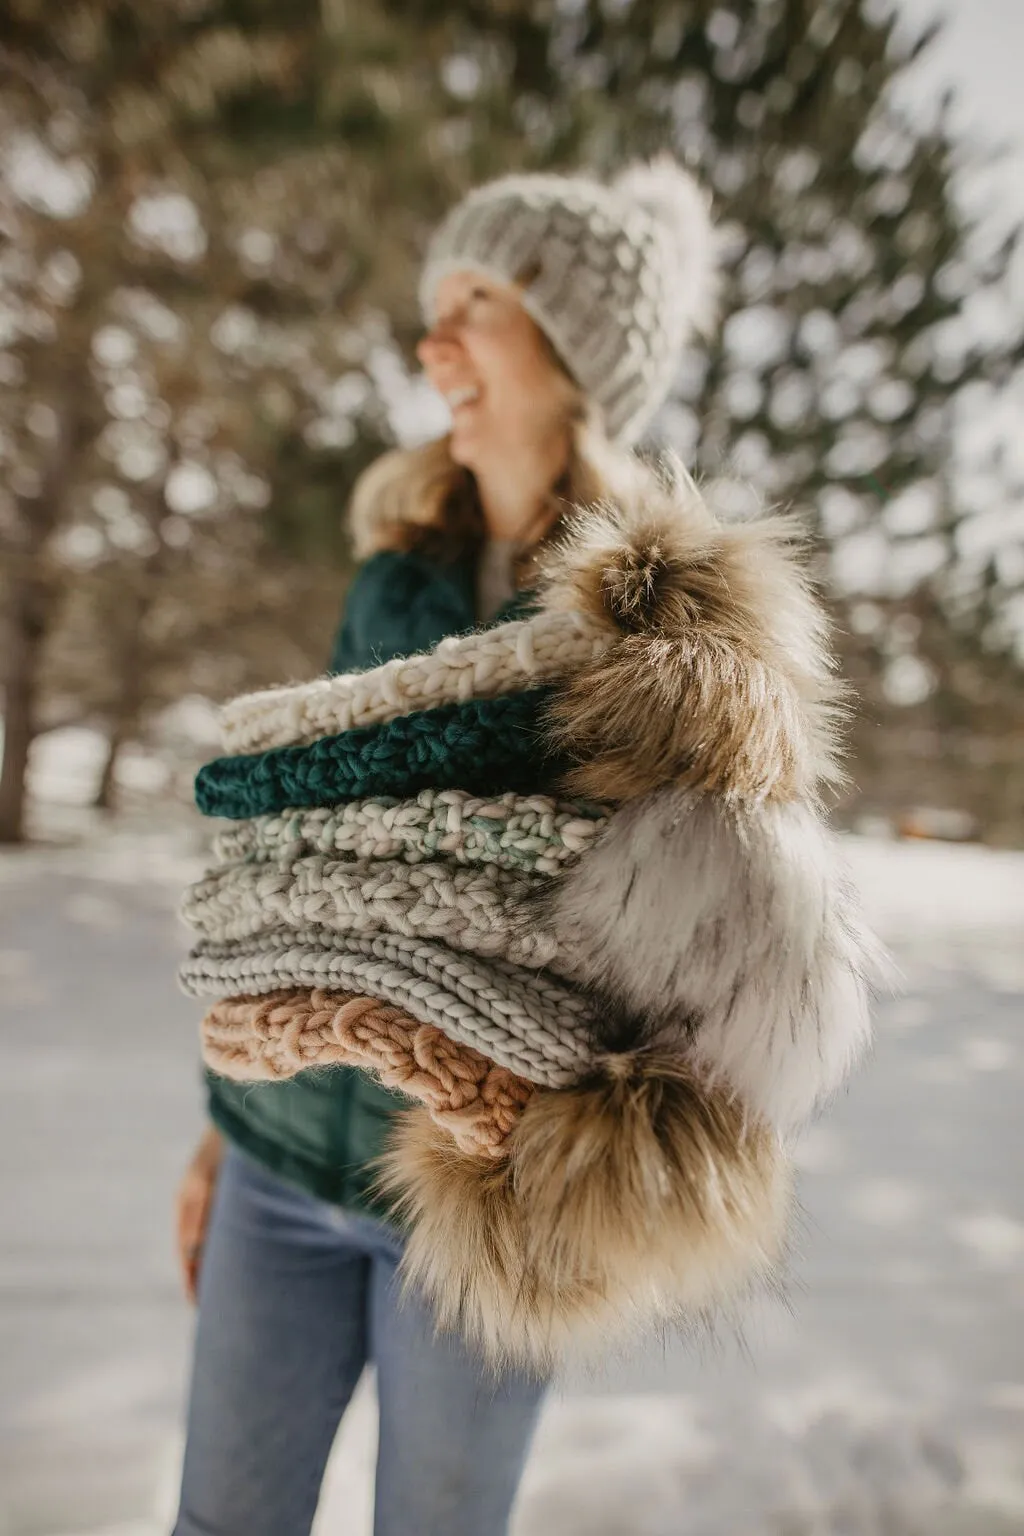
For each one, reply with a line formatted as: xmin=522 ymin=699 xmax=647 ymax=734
xmin=374 ymin=1049 xmax=791 ymax=1373
xmin=538 ymin=462 xmax=846 ymax=805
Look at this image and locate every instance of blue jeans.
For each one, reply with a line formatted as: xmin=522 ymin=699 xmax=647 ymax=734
xmin=173 ymin=1147 xmax=546 ymax=1536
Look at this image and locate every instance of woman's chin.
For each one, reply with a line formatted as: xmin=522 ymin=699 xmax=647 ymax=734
xmin=447 ymin=424 xmax=482 ymax=469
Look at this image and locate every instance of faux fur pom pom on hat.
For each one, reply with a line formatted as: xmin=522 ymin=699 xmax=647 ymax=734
xmin=535 ymin=457 xmax=846 ymax=805
xmin=376 ymin=1048 xmax=791 ymax=1372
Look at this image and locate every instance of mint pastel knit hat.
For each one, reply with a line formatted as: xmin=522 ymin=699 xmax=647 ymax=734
xmin=418 ymin=157 xmax=719 ymax=446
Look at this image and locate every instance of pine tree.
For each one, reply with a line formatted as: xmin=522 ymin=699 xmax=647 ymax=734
xmin=0 ymin=0 xmax=455 ymax=838
xmin=1 ymin=0 xmax=1021 ymax=839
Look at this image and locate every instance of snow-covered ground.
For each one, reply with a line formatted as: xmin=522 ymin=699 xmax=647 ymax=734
xmin=0 ymin=801 xmax=1022 ymax=1536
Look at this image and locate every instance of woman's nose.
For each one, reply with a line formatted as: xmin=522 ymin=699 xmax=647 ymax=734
xmin=416 ymin=316 xmax=461 ymax=370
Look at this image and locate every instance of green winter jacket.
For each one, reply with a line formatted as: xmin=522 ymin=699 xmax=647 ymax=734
xmin=206 ymin=545 xmax=524 ymax=1215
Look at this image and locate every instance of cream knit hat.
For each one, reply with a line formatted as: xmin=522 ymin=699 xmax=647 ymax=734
xmin=419 ymin=158 xmax=718 ymax=445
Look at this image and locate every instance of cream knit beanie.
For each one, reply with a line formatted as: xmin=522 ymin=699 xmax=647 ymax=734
xmin=419 ymin=157 xmax=718 ymax=445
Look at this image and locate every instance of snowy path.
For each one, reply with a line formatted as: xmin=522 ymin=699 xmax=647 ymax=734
xmin=0 ymin=826 xmax=1022 ymax=1535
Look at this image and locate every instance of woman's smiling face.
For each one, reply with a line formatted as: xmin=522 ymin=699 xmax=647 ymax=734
xmin=416 ymin=269 xmax=578 ymax=469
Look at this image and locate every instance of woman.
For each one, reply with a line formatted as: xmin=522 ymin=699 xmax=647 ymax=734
xmin=173 ymin=159 xmax=717 ymax=1536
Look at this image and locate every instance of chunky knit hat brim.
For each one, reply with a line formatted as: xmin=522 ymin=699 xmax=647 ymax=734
xmin=195 ymin=688 xmax=561 ymax=820
xmin=200 ymin=989 xmax=534 ymax=1159
xmin=220 ymin=610 xmax=609 ymax=755
xmin=181 ymin=929 xmax=596 ymax=1087
xmin=182 ymin=850 xmax=554 ymax=966
xmin=210 ymin=790 xmax=611 ymax=876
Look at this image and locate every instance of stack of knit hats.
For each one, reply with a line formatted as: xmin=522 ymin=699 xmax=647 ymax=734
xmin=180 ymin=462 xmax=881 ymax=1370
xmin=183 ymin=607 xmax=616 ymax=1110
xmin=182 ymin=609 xmax=617 ymax=1157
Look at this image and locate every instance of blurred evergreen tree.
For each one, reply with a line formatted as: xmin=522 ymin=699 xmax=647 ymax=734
xmin=0 ymin=0 xmax=1021 ymax=839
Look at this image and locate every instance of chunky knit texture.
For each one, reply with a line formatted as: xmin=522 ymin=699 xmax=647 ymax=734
xmin=181 ymin=931 xmax=595 ymax=1087
xmin=200 ymin=990 xmax=533 ymax=1158
xmin=212 ymin=791 xmax=610 ymax=875
xmin=220 ymin=610 xmax=609 ymax=754
xmin=195 ymin=689 xmax=558 ymax=821
xmin=182 ymin=852 xmax=557 ymax=966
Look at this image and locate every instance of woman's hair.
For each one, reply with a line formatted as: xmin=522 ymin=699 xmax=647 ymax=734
xmin=348 ymin=407 xmax=642 ymax=581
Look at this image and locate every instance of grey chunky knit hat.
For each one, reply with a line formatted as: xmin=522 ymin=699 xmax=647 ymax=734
xmin=419 ymin=158 xmax=718 ymax=445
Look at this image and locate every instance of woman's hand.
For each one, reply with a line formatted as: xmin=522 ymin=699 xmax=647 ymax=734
xmin=175 ymin=1125 xmax=224 ymax=1304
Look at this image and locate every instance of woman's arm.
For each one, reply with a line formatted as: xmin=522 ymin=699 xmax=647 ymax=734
xmin=174 ymin=1123 xmax=224 ymax=1304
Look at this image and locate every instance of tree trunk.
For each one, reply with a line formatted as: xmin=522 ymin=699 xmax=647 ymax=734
xmin=93 ymin=726 xmax=125 ymax=812
xmin=0 ymin=595 xmax=46 ymax=844
xmin=93 ymin=585 xmax=151 ymax=814
xmin=93 ymin=707 xmax=142 ymax=813
xmin=0 ymin=363 xmax=88 ymax=842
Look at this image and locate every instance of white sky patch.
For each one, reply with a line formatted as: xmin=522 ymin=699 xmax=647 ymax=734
xmin=320 ymin=372 xmax=371 ymax=418
xmin=51 ymin=523 xmax=105 ymax=568
xmin=110 ymin=429 xmax=167 ymax=484
xmin=895 ymin=0 xmax=1024 ymax=220
xmin=92 ymin=326 xmax=138 ymax=369
xmin=2 ymin=133 xmax=92 ymax=218
xmin=128 ymin=192 xmax=207 ymax=264
xmin=164 ymin=461 xmax=218 ymax=516
xmin=882 ymin=650 xmax=936 ymax=704
xmin=370 ymin=346 xmax=451 ymax=446
xmin=237 ymin=227 xmax=277 ymax=268
xmin=210 ymin=305 xmax=259 ymax=356
xmin=119 ymin=289 xmax=186 ymax=346
xmin=723 ymin=305 xmax=792 ymax=370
